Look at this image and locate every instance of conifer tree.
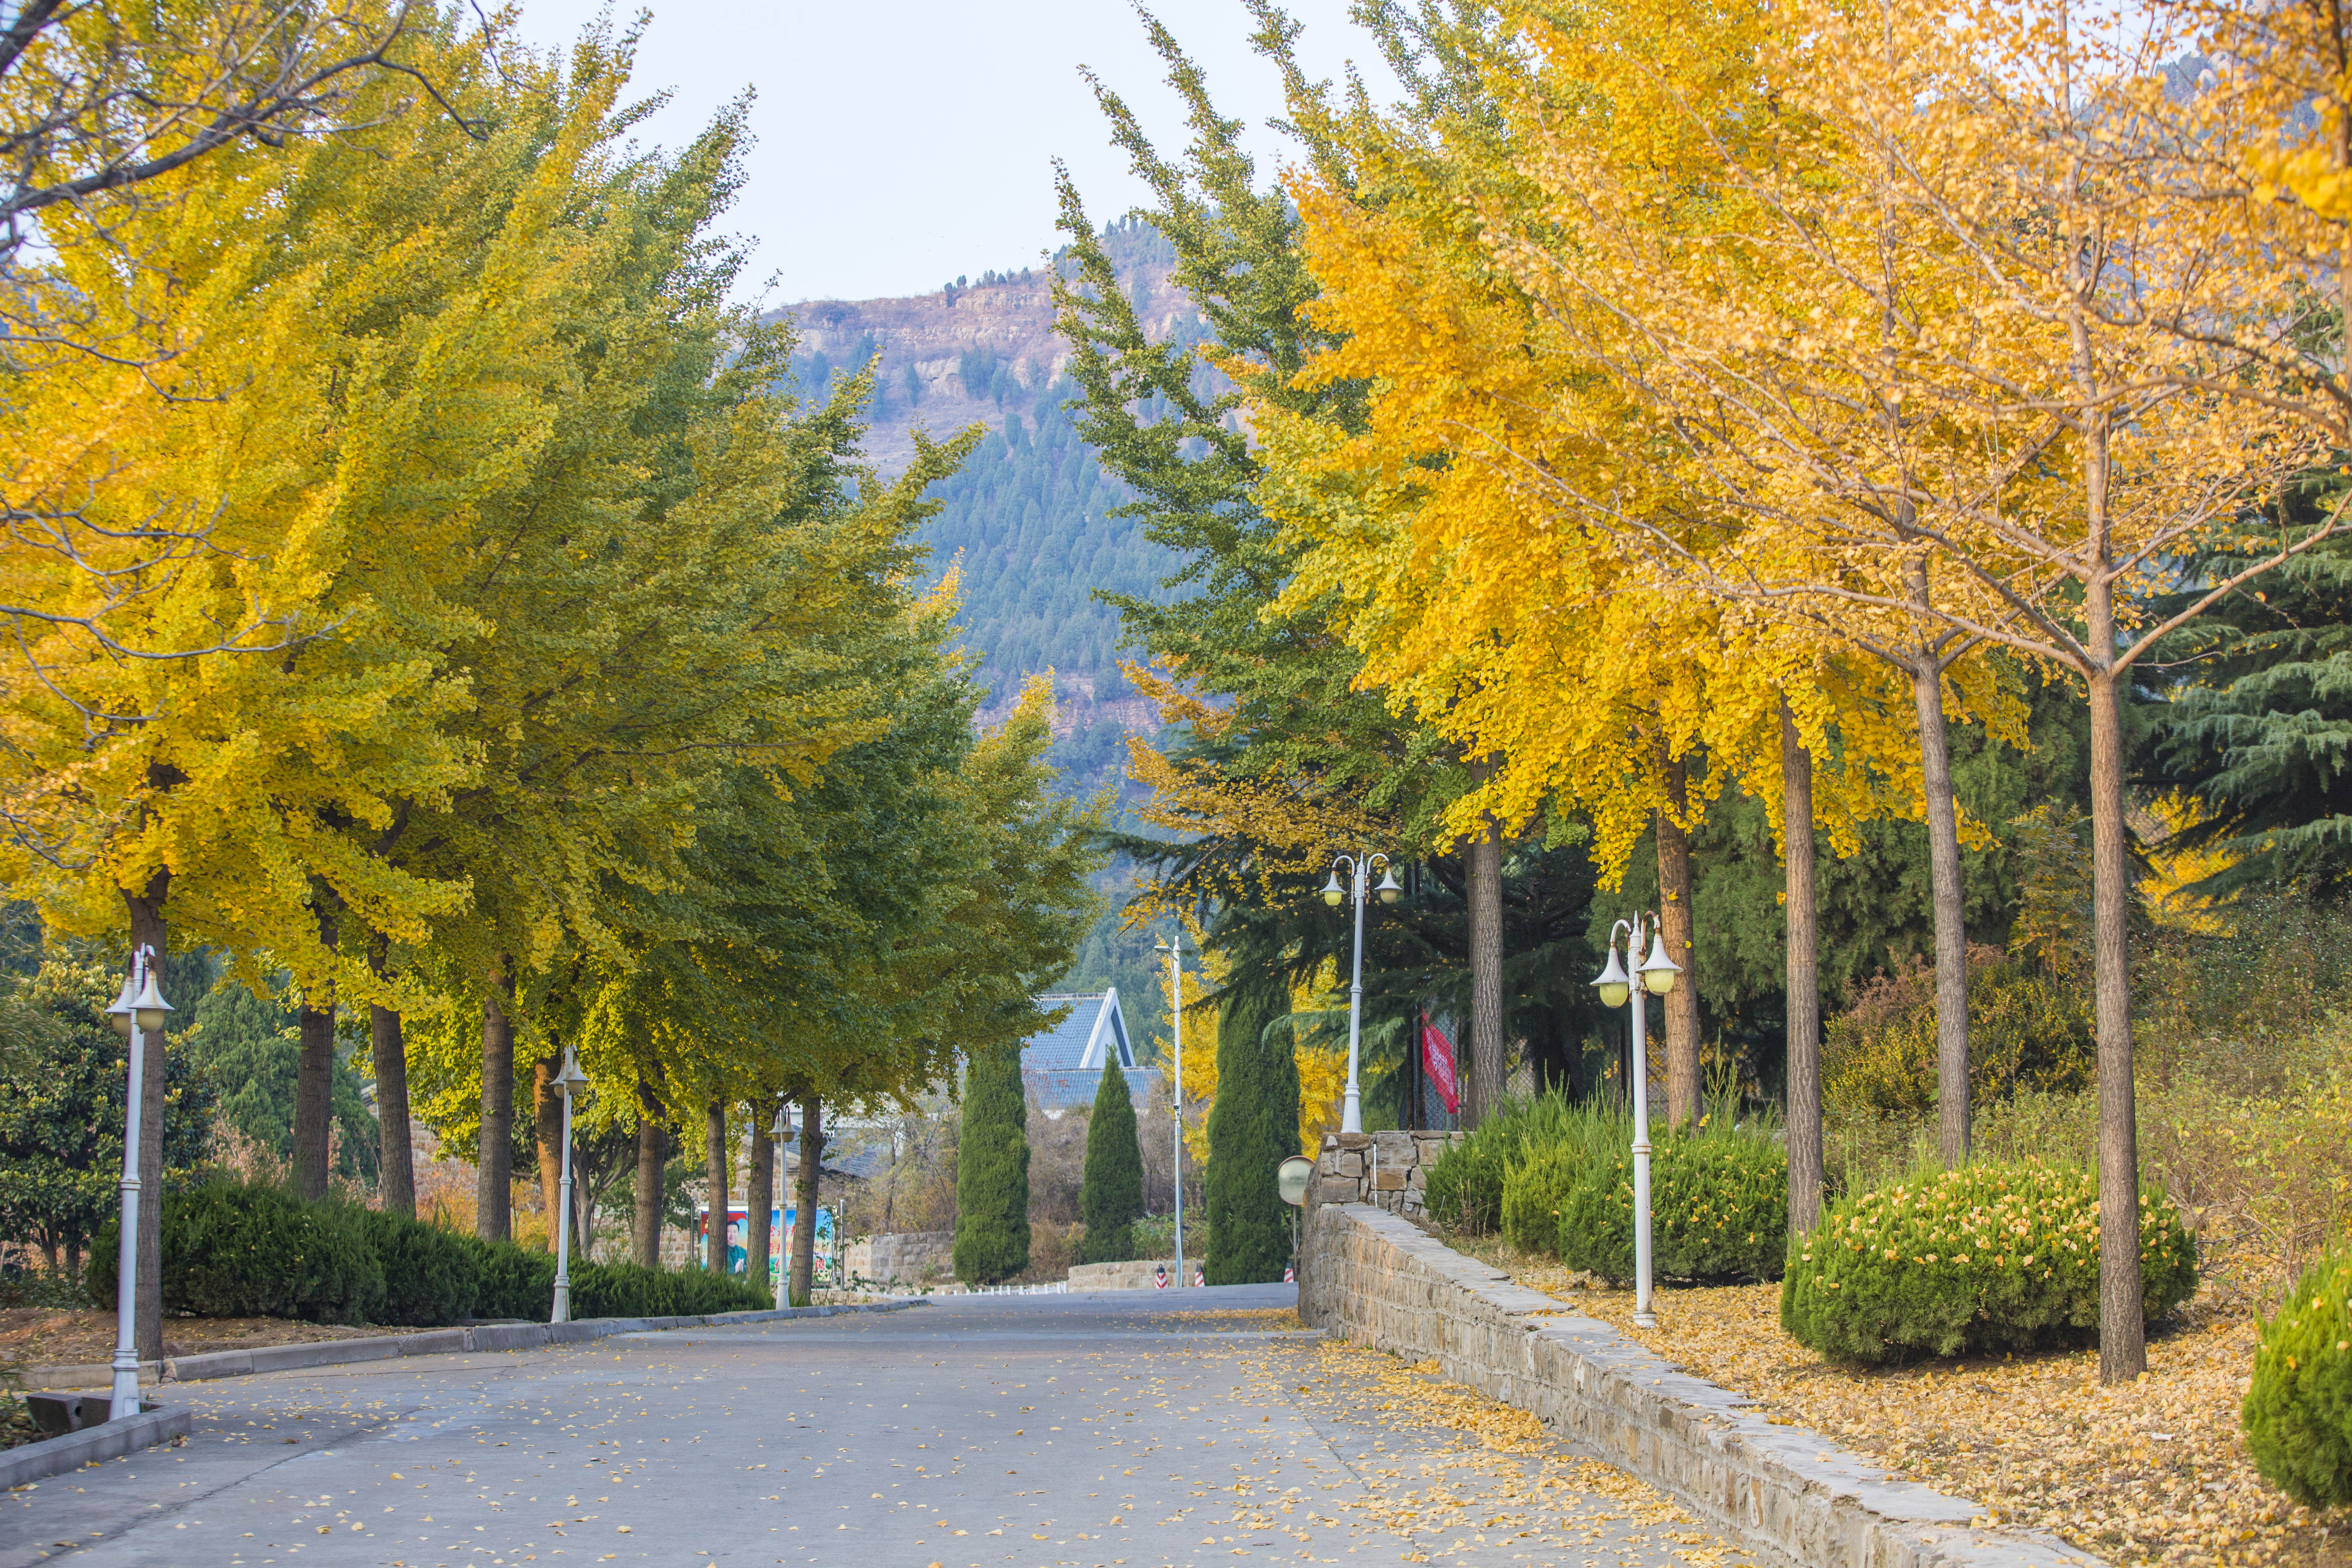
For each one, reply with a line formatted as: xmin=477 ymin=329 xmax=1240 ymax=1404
xmin=1078 ymin=1060 xmax=1143 ymax=1264
xmin=1202 ymin=979 xmax=1298 ymax=1285
xmin=952 ymin=1040 xmax=1030 ymax=1285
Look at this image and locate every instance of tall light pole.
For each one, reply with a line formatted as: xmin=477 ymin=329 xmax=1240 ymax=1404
xmin=549 ymin=1048 xmax=588 ymax=1324
xmin=772 ymin=1097 xmax=797 ymax=1310
xmin=1321 ymin=852 xmax=1403 ymax=1135
xmin=1155 ymin=938 xmax=1186 ymax=1287
xmin=1590 ymin=914 xmax=1682 ymax=1329
xmin=102 ymin=946 xmax=171 ymax=1421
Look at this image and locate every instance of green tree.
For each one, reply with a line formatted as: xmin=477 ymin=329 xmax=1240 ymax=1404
xmin=1201 ymin=977 xmax=1298 ymax=1283
xmin=953 ymin=1038 xmax=1032 ymax=1285
xmin=0 ymin=960 xmax=216 ymax=1275
xmin=184 ymin=981 xmax=380 ymax=1188
xmin=1079 ymin=1060 xmax=1143 ymax=1263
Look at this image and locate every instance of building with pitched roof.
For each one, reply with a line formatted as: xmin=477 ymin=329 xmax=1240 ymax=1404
xmin=1021 ymin=989 xmax=1152 ymax=1117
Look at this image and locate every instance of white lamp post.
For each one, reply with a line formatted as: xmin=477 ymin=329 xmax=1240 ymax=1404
xmin=1590 ymin=914 xmax=1681 ymax=1330
xmin=1155 ymin=938 xmax=1187 ymax=1288
xmin=549 ymin=1047 xmax=589 ymax=1324
xmin=773 ymin=1097 xmax=797 ymax=1310
xmin=1321 ymin=852 xmax=1403 ymax=1135
xmin=102 ymin=946 xmax=171 ymax=1421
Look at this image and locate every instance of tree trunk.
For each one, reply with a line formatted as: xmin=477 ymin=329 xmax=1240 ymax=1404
xmin=631 ymin=1091 xmax=665 ymax=1268
xmin=123 ymin=873 xmax=169 ymax=1363
xmin=477 ymin=967 xmax=515 ymax=1243
xmin=746 ymin=1119 xmax=775 ymax=1294
xmin=2088 ymin=660 xmax=2145 ymax=1381
xmin=368 ymin=938 xmax=414 ymax=1218
xmin=1655 ymin=749 xmax=1702 ymax=1126
xmin=789 ymin=1093 xmax=826 ymax=1305
xmin=292 ymin=1002 xmax=335 ymax=1201
xmin=532 ymin=1054 xmax=563 ymax=1251
xmin=1466 ymin=811 xmax=1505 ymax=1126
xmin=1781 ymin=702 xmax=1824 ymax=1234
xmin=1909 ymin=657 xmax=1972 ymax=1168
xmin=704 ymin=1099 xmax=730 ymax=1273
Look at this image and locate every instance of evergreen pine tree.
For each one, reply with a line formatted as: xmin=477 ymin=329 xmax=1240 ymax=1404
xmin=1203 ymin=980 xmax=1300 ymax=1285
xmin=953 ymin=1040 xmax=1030 ymax=1285
xmin=1078 ymin=1060 xmax=1143 ymax=1263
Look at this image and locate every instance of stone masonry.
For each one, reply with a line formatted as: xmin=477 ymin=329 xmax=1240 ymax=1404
xmin=1298 ymin=1145 xmax=2092 ymax=1568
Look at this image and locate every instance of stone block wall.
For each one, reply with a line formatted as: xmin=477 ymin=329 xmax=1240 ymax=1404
xmin=1307 ymin=1129 xmax=1459 ymax=1220
xmin=845 ymin=1229 xmax=953 ymax=1287
xmin=1298 ymin=1202 xmax=2089 ymax=1568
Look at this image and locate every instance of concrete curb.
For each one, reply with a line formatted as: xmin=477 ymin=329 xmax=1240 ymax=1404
xmin=13 ymin=1298 xmax=927 ymax=1392
xmin=0 ymin=1406 xmax=192 ymax=1491
xmin=1301 ymin=1205 xmax=2094 ymax=1568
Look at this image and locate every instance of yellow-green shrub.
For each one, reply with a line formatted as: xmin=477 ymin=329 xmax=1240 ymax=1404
xmin=2243 ymin=1245 xmax=2352 ymax=1509
xmin=1557 ymin=1130 xmax=1787 ymax=1284
xmin=1781 ymin=1160 xmax=2197 ymax=1363
xmin=1500 ymin=1140 xmax=1590 ymax=1258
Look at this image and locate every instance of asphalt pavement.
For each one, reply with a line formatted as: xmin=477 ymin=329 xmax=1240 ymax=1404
xmin=0 ymin=1285 xmax=1753 ymax=1568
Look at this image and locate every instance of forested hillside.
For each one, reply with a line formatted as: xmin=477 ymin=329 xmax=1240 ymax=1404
xmin=776 ymin=222 xmax=1196 ymax=1033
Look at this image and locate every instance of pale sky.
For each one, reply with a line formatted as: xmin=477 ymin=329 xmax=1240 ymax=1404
xmin=509 ymin=0 xmax=1399 ymax=306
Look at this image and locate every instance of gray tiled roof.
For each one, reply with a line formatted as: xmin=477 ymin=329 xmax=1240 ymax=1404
xmin=1021 ymin=990 xmax=1152 ymax=1111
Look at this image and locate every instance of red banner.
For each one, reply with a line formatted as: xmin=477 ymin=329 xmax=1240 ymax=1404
xmin=1420 ymin=1012 xmax=1460 ymax=1114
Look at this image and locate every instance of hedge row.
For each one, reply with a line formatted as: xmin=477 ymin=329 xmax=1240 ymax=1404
xmin=88 ymin=1180 xmax=768 ymax=1326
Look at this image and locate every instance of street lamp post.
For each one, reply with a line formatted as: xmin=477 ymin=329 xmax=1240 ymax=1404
xmin=773 ymin=1097 xmax=798 ymax=1310
xmin=1155 ymin=938 xmax=1186 ymax=1288
xmin=102 ymin=946 xmax=172 ymax=1421
xmin=1321 ymin=852 xmax=1403 ymax=1135
xmin=549 ymin=1048 xmax=589 ymax=1325
xmin=1589 ymin=915 xmax=1682 ymax=1330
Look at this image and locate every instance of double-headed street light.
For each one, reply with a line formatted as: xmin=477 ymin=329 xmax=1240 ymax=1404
xmin=549 ymin=1047 xmax=589 ymax=1324
xmin=103 ymin=947 xmax=172 ymax=1420
xmin=1590 ymin=915 xmax=1681 ymax=1329
xmin=1322 ymin=852 xmax=1402 ymax=1136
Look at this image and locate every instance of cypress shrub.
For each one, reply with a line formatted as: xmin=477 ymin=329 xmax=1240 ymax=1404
xmin=1780 ymin=1160 xmax=2198 ymax=1363
xmin=358 ymin=1208 xmax=479 ymax=1327
xmin=1079 ymin=1059 xmax=1144 ymax=1264
xmin=1557 ymin=1130 xmax=1788 ymax=1285
xmin=2244 ymin=1243 xmax=2352 ymax=1509
xmin=1203 ymin=979 xmax=1299 ymax=1285
xmin=88 ymin=1180 xmax=385 ymax=1325
xmin=953 ymin=1039 xmax=1030 ymax=1285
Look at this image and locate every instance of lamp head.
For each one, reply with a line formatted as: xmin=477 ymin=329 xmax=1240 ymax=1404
xmin=1590 ymin=943 xmax=1631 ymax=1011
xmin=106 ymin=968 xmax=138 ymax=1041
xmin=130 ymin=960 xmax=172 ymax=1034
xmin=1374 ymin=865 xmax=1403 ymax=905
xmin=555 ymin=1047 xmax=588 ymax=1098
xmin=1639 ymin=927 xmax=1683 ymax=996
xmin=1321 ymin=867 xmax=1346 ymax=907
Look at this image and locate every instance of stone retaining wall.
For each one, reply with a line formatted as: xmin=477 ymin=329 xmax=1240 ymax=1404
xmin=1067 ymin=1259 xmax=1197 ymax=1292
xmin=1300 ymin=1176 xmax=2089 ymax=1568
xmin=846 ymin=1230 xmax=954 ymax=1287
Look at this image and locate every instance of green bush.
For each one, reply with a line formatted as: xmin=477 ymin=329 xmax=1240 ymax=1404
xmin=1780 ymin=1159 xmax=2198 ymax=1363
xmin=359 ymin=1208 xmax=479 ymax=1327
xmin=88 ymin=1181 xmax=386 ymax=1325
xmin=2244 ymin=1244 xmax=2352 ymax=1508
xmin=463 ymin=1236 xmax=558 ymax=1320
xmin=1079 ymin=1059 xmax=1144 ymax=1265
xmin=570 ymin=1260 xmax=769 ymax=1319
xmin=1557 ymin=1129 xmax=1788 ymax=1284
xmin=1501 ymin=1141 xmax=1592 ymax=1257
xmin=1425 ymin=1092 xmax=1609 ymax=1234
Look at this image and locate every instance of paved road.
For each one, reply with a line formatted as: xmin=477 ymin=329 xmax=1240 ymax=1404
xmin=0 ymin=1287 xmax=1751 ymax=1568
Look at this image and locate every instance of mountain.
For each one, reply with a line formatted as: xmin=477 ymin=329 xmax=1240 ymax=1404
xmin=775 ymin=218 xmax=1189 ymax=789
xmin=772 ymin=221 xmax=1192 ymax=1042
